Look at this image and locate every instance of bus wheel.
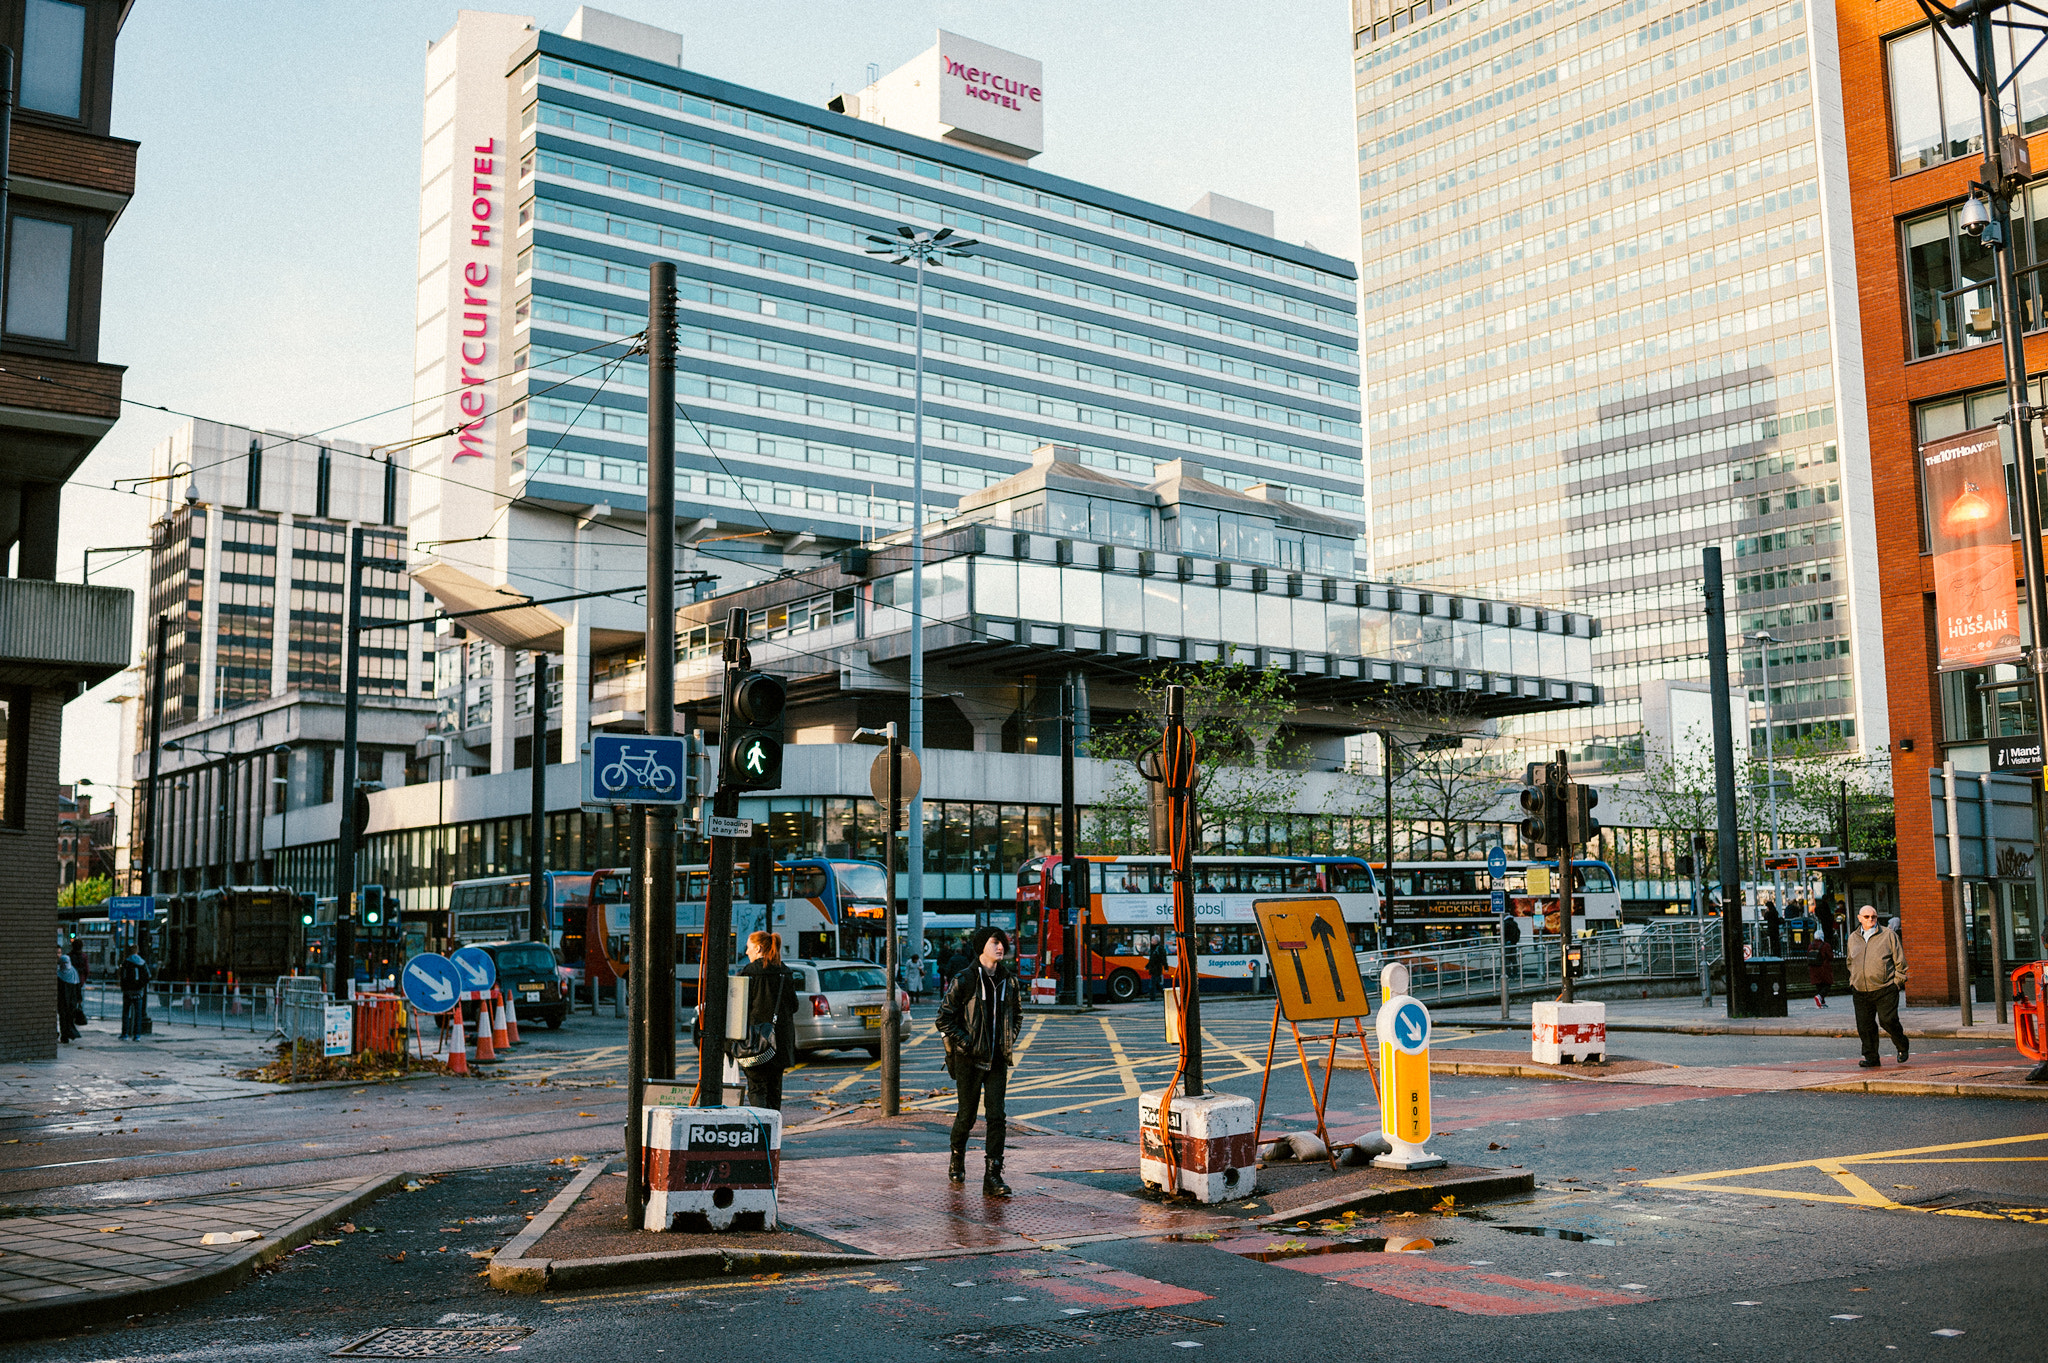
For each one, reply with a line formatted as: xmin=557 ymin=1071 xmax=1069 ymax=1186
xmin=1108 ymin=970 xmax=1141 ymax=1004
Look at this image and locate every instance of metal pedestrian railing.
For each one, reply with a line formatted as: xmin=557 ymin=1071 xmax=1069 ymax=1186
xmin=79 ymin=979 xmax=289 ymax=1032
xmin=1354 ymin=921 xmax=1725 ymax=1009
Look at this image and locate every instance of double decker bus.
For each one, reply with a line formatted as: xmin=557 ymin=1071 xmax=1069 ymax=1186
xmin=1017 ymin=854 xmax=1381 ymax=1002
xmin=1380 ymin=859 xmax=1622 ymax=946
xmin=588 ymin=857 xmax=886 ymax=1003
xmin=447 ymin=872 xmax=595 ymax=952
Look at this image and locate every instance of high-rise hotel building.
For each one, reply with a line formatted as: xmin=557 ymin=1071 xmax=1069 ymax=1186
xmin=412 ymin=8 xmax=1364 ymax=777
xmin=1351 ymin=0 xmax=1888 ymax=767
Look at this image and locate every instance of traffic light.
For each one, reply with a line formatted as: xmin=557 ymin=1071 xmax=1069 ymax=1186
xmin=360 ymin=883 xmax=386 ymax=929
xmin=1518 ymin=763 xmax=1562 ymax=852
xmin=722 ymin=670 xmax=787 ymax=790
xmin=1569 ymin=783 xmax=1601 ymax=846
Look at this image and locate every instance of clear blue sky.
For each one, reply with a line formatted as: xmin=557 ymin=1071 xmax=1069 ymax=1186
xmin=59 ymin=0 xmax=1360 ymax=795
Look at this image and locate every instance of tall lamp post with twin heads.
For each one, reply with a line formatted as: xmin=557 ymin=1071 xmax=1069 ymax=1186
xmin=863 ymin=224 xmax=978 ymax=996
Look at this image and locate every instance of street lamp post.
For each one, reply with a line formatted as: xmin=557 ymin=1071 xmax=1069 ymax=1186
xmin=1923 ymin=0 xmax=2048 ymax=1078
xmin=863 ymin=224 xmax=978 ymax=997
xmin=271 ymin=743 xmax=291 ymax=885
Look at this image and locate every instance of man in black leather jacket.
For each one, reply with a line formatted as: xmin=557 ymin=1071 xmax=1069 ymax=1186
xmin=935 ymin=925 xmax=1023 ymax=1196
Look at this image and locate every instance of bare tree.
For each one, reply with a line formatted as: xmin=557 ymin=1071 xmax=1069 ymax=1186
xmin=1083 ymin=661 xmax=1307 ymax=853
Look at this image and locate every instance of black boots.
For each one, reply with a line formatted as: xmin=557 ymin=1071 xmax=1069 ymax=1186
xmin=983 ymin=1162 xmax=1012 ymax=1198
xmin=948 ymin=1147 xmax=966 ymax=1184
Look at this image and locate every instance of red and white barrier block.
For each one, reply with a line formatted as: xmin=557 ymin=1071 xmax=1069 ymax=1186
xmin=1138 ymin=1088 xmax=1257 ymax=1203
xmin=1531 ymin=1000 xmax=1606 ymax=1064
xmin=643 ymin=1105 xmax=782 ymax=1232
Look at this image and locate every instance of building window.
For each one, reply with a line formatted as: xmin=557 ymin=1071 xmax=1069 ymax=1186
xmin=20 ymin=0 xmax=86 ymax=119
xmin=1888 ymin=22 xmax=2048 ymax=176
xmin=0 ymin=688 xmax=25 ymax=828
xmin=1898 ymin=193 xmax=2048 ymax=359
xmin=5 ymin=214 xmax=75 ymax=342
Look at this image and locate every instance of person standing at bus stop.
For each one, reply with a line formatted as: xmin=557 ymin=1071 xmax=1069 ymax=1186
xmin=1147 ymin=936 xmax=1167 ymax=999
xmin=937 ymin=926 xmax=1022 ymax=1197
xmin=118 ymin=948 xmax=151 ymax=1041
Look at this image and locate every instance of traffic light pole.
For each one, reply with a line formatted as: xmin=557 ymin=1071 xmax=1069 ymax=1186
xmin=697 ymin=605 xmax=750 ymax=1111
xmin=646 ymin=261 xmax=678 ymax=1092
xmin=529 ymin=648 xmax=549 ymax=945
xmin=1164 ymin=686 xmax=1202 ymax=1097
xmin=1556 ymin=753 xmax=1576 ymax=1007
xmin=332 ymin=526 xmax=365 ymax=999
xmin=1704 ymin=547 xmax=1746 ymax=1019
xmin=1061 ymin=680 xmax=1079 ymax=1007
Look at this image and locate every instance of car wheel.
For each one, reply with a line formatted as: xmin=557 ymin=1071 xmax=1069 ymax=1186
xmin=863 ymin=1044 xmax=882 ymax=1058
xmin=1108 ymin=970 xmax=1141 ymax=1004
xmin=546 ymin=1011 xmax=565 ymax=1030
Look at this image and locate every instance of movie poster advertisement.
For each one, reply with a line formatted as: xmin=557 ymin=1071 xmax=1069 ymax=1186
xmin=1921 ymin=426 xmax=2023 ymax=671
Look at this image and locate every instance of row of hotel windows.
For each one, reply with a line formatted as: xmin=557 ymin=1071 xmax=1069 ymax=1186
xmin=533 ymin=104 xmax=1350 ymax=329
xmin=532 ymin=57 xmax=1350 ymax=294
xmin=1357 ymin=0 xmax=1765 ymax=93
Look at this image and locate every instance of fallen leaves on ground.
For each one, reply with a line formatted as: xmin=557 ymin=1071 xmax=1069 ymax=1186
xmin=384 ymin=1251 xmax=407 ymax=1263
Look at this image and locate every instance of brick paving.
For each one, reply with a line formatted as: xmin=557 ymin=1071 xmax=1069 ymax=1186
xmin=0 ymin=1177 xmax=372 ymax=1308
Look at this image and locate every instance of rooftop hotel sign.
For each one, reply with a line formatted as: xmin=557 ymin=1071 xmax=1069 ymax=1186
xmin=936 ymin=31 xmax=1043 ymax=160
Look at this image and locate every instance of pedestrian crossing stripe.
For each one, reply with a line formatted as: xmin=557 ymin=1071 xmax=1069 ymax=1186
xmin=1639 ymin=1130 xmax=2048 ymax=1216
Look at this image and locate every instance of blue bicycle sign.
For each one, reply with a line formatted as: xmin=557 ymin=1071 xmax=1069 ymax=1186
xmin=587 ymin=733 xmax=690 ymax=805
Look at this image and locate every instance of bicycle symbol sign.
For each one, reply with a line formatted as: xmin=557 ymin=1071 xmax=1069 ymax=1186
xmin=588 ymin=733 xmax=689 ymax=805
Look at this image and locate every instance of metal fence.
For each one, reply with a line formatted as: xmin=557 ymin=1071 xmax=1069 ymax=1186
xmin=76 ymin=977 xmax=342 ymax=1038
xmin=1355 ymin=921 xmax=1724 ymax=1009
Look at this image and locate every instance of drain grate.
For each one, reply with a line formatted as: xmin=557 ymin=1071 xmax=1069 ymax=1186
xmin=933 ymin=1324 xmax=1089 ymax=1354
xmin=331 ymin=1327 xmax=534 ymax=1358
xmin=1062 ymin=1309 xmax=1224 ymax=1339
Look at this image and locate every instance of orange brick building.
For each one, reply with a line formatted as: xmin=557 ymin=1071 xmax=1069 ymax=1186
xmin=1840 ymin=1 xmax=2048 ymax=1003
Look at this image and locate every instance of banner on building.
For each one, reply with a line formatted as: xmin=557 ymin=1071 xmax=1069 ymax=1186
xmin=1922 ymin=426 xmax=2023 ymax=671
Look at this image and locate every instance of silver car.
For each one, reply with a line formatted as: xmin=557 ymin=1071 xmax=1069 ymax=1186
xmin=787 ymin=958 xmax=911 ymax=1059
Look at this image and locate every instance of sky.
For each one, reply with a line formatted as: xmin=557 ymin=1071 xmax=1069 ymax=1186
xmin=57 ymin=0 xmax=1362 ymax=808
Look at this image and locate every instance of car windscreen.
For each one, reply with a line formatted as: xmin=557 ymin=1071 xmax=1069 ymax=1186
xmin=816 ymin=966 xmax=888 ymax=992
xmin=491 ymin=944 xmax=556 ymax=973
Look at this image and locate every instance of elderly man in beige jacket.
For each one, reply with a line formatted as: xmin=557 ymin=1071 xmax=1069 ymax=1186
xmin=1847 ymin=905 xmax=1910 ymax=1068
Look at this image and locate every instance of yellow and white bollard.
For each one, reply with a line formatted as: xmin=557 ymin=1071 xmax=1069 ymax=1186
xmin=1374 ymin=986 xmax=1446 ymax=1172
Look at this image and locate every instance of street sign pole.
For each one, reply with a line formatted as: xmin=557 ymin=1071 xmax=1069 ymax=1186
xmin=1556 ymin=752 xmax=1576 ymax=1006
xmin=333 ymin=526 xmax=366 ymax=998
xmin=883 ymin=722 xmax=902 ymax=1116
xmin=1705 ymin=547 xmax=1747 ymax=1019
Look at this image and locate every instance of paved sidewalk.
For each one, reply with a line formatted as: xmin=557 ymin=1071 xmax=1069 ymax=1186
xmin=0 ymin=1028 xmax=299 ymax=1121
xmin=1432 ymin=995 xmax=2016 ymax=1041
xmin=0 ymin=1171 xmax=405 ymax=1338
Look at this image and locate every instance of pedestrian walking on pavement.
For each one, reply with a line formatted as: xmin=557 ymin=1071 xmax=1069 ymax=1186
xmin=1809 ymin=933 xmax=1835 ymax=1008
xmin=936 ymin=925 xmax=1022 ymax=1197
xmin=68 ymin=936 xmax=89 ymax=985
xmin=119 ymin=949 xmax=151 ymax=1040
xmin=1763 ymin=902 xmax=1783 ymax=957
xmin=1147 ymin=936 xmax=1167 ymax=1000
xmin=1848 ymin=905 xmax=1909 ymax=1067
xmin=944 ymin=946 xmax=969 ymax=991
xmin=737 ymin=931 xmax=798 ymax=1112
xmin=57 ymin=954 xmax=81 ymax=1043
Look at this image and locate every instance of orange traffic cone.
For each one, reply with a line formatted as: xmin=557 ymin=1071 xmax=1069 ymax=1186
xmin=446 ymin=1005 xmax=469 ymax=1076
xmin=473 ymin=994 xmax=497 ymax=1063
xmin=490 ymin=989 xmax=511 ymax=1051
xmin=502 ymin=988 xmax=522 ymax=1046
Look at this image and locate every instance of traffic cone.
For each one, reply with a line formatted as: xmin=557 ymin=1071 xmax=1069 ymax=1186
xmin=502 ymin=988 xmax=522 ymax=1046
xmin=446 ymin=1005 xmax=469 ymax=1076
xmin=490 ymin=989 xmax=511 ymax=1051
xmin=473 ymin=994 xmax=497 ymax=1063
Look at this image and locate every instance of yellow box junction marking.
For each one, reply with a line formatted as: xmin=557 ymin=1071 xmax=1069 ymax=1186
xmin=1640 ymin=1130 xmax=2048 ymax=1219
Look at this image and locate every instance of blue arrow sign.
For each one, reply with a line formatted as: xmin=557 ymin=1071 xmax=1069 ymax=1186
xmin=401 ymin=953 xmax=461 ymax=1013
xmin=107 ymin=895 xmax=155 ymax=921
xmin=1387 ymin=997 xmax=1431 ymax=1055
xmin=588 ymin=733 xmax=689 ymax=805
xmin=1486 ymin=844 xmax=1507 ymax=878
xmin=450 ymin=945 xmax=497 ymax=993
